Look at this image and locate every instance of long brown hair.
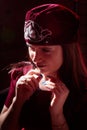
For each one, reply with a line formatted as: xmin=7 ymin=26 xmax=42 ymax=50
xmin=59 ymin=42 xmax=87 ymax=91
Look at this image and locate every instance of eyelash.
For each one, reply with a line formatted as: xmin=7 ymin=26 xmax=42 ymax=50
xmin=29 ymin=47 xmax=52 ymax=54
xmin=42 ymin=48 xmax=51 ymax=53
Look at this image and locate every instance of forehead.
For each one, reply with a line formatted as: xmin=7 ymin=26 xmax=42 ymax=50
xmin=29 ymin=44 xmax=59 ymax=49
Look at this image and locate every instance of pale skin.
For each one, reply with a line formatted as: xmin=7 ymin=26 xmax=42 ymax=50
xmin=0 ymin=44 xmax=69 ymax=130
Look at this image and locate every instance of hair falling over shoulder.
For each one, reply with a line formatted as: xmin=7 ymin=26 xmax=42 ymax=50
xmin=59 ymin=42 xmax=87 ymax=91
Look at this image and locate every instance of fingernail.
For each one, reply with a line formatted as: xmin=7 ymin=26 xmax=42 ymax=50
xmin=37 ymin=74 xmax=42 ymax=81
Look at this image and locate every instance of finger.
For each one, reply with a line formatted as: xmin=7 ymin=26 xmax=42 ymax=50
xmin=26 ymin=76 xmax=39 ymax=88
xmin=39 ymin=84 xmax=55 ymax=91
xmin=39 ymin=86 xmax=53 ymax=91
xmin=16 ymin=77 xmax=38 ymax=96
xmin=27 ymin=69 xmax=42 ymax=81
xmin=46 ymin=85 xmax=54 ymax=91
xmin=50 ymin=92 xmax=56 ymax=106
xmin=41 ymin=80 xmax=55 ymax=86
xmin=27 ymin=68 xmax=40 ymax=76
xmin=53 ymin=80 xmax=66 ymax=93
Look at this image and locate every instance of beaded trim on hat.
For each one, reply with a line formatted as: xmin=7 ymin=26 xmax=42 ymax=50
xmin=24 ymin=20 xmax=52 ymax=43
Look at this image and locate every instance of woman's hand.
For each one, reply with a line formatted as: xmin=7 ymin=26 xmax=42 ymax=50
xmin=15 ymin=69 xmax=41 ymax=106
xmin=50 ymin=81 xmax=69 ymax=130
xmin=39 ymin=75 xmax=69 ymax=114
xmin=39 ymin=75 xmax=69 ymax=129
xmin=50 ymin=80 xmax=69 ymax=116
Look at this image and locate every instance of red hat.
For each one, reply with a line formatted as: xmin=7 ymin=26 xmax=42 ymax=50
xmin=24 ymin=4 xmax=79 ymax=45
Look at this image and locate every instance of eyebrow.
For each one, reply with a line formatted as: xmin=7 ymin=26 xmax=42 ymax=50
xmin=27 ymin=44 xmax=56 ymax=50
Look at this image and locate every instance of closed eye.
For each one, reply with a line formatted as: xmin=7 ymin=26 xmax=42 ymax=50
xmin=41 ymin=48 xmax=52 ymax=53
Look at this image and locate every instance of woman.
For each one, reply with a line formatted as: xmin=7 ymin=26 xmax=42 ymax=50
xmin=0 ymin=3 xmax=87 ymax=130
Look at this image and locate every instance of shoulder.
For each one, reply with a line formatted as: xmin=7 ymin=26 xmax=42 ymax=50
xmin=4 ymin=61 xmax=33 ymax=108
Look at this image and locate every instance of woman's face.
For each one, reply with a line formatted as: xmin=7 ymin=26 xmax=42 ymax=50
xmin=28 ymin=44 xmax=63 ymax=76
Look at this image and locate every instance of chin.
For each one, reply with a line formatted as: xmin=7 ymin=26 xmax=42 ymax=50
xmin=41 ymin=70 xmax=52 ymax=77
xmin=39 ymin=69 xmax=49 ymax=75
xmin=38 ymin=67 xmax=56 ymax=76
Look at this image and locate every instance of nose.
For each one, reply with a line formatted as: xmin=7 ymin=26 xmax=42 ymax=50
xmin=33 ymin=50 xmax=42 ymax=63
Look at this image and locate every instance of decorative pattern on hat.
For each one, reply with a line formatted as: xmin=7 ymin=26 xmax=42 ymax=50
xmin=24 ymin=20 xmax=52 ymax=43
xmin=24 ymin=4 xmax=79 ymax=45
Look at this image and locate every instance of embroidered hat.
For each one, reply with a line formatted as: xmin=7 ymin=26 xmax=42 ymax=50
xmin=24 ymin=4 xmax=79 ymax=46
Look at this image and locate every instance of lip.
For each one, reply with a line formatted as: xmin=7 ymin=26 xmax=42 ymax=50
xmin=36 ymin=63 xmax=46 ymax=68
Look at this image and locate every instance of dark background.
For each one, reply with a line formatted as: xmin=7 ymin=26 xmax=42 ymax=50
xmin=0 ymin=0 xmax=87 ymax=91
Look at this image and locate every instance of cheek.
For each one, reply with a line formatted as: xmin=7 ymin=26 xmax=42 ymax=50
xmin=55 ymin=57 xmax=63 ymax=69
xmin=28 ymin=49 xmax=34 ymax=61
xmin=49 ymin=53 xmax=63 ymax=70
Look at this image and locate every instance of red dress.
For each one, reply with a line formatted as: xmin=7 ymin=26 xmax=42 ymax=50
xmin=5 ymin=63 xmax=52 ymax=130
xmin=4 ymin=62 xmax=87 ymax=130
